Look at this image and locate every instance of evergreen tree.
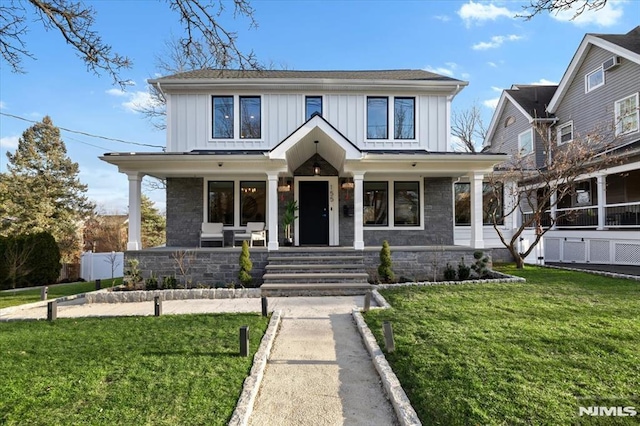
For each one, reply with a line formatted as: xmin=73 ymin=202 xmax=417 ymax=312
xmin=0 ymin=116 xmax=94 ymax=262
xmin=141 ymin=194 xmax=166 ymax=248
xmin=378 ymin=240 xmax=395 ymax=283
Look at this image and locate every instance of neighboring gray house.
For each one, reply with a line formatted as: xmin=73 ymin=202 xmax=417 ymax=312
xmin=101 ymin=69 xmax=507 ymax=286
xmin=484 ymin=26 xmax=640 ymax=266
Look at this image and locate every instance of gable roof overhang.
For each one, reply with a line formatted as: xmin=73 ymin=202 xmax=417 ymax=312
xmin=547 ymin=33 xmax=640 ymax=113
xmin=484 ymin=91 xmax=535 ymax=148
xmin=269 ymin=114 xmax=362 ymax=174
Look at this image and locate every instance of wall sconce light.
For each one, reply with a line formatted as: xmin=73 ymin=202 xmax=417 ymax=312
xmin=277 ymin=177 xmax=291 ymax=193
xmin=313 ymin=140 xmax=321 ymax=175
xmin=411 ymin=162 xmax=417 ymax=167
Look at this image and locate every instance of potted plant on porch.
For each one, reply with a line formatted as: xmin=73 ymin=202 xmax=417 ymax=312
xmin=282 ymin=199 xmax=298 ymax=246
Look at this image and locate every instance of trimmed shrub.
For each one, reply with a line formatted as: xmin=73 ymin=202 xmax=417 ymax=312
xmin=238 ymin=241 xmax=253 ymax=287
xmin=471 ymin=250 xmax=491 ymax=278
xmin=458 ymin=257 xmax=471 ymax=281
xmin=443 ymin=263 xmax=457 ymax=281
xmin=378 ymin=240 xmax=395 ymax=283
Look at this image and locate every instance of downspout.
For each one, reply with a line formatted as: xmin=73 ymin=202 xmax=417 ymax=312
xmin=155 ymin=82 xmax=166 ymax=102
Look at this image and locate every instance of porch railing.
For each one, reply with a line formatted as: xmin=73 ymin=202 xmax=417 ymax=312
xmin=605 ymin=201 xmax=640 ymax=227
xmin=522 ymin=201 xmax=640 ymax=229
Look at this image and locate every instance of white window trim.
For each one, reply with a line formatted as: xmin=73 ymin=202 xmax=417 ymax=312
xmin=557 ymin=121 xmax=574 ymax=145
xmin=452 ymin=180 xmax=506 ymax=228
xmin=518 ymin=128 xmax=534 ymax=157
xmin=585 ymin=66 xmax=605 ymax=93
xmin=365 ymin=96 xmax=418 ymax=142
xmin=304 ymin=95 xmax=324 ymax=121
xmin=203 ymin=176 xmax=269 ymax=229
xmin=362 ymin=178 xmax=424 ymax=230
xmin=209 ymin=94 xmax=264 ymax=142
xmin=614 ymin=92 xmax=640 ymax=136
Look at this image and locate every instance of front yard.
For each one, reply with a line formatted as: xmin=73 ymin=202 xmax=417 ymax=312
xmin=0 ymin=279 xmax=120 ymax=309
xmin=364 ymin=265 xmax=640 ymax=425
xmin=0 ymin=313 xmax=269 ymax=425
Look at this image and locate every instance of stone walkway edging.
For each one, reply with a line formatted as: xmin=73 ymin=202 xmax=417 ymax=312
xmin=542 ymin=264 xmax=640 ymax=281
xmin=371 ymin=290 xmax=391 ymax=309
xmin=376 ymin=271 xmax=525 ymax=290
xmin=352 ymin=310 xmax=422 ymax=426
xmin=0 ymin=293 xmax=85 ymax=318
xmin=229 ymin=310 xmax=282 ymax=426
xmin=85 ymin=288 xmax=261 ymax=303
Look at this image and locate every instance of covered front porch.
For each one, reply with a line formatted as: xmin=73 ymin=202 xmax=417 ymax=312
xmin=102 ymin=115 xmax=506 ymax=254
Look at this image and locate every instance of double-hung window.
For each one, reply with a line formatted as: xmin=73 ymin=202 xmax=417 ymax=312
xmin=557 ymin=121 xmax=573 ymax=145
xmin=585 ymin=67 xmax=604 ymax=92
xmin=211 ymin=95 xmax=261 ymax=139
xmin=615 ymin=93 xmax=639 ymax=136
xmin=518 ymin=129 xmax=534 ymax=156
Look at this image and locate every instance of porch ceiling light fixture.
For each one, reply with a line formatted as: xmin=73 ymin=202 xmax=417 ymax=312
xmin=313 ymin=140 xmax=321 ymax=176
xmin=341 ymin=178 xmax=354 ymax=190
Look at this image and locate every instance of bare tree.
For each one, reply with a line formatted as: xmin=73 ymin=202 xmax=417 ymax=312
xmin=486 ymin=122 xmax=618 ymax=268
xmin=104 ymin=251 xmax=121 ymax=281
xmin=172 ymin=249 xmax=194 ymax=288
xmin=451 ymin=102 xmax=487 ymax=153
xmin=519 ymin=0 xmax=608 ymax=20
xmin=1 ymin=0 xmax=258 ymax=87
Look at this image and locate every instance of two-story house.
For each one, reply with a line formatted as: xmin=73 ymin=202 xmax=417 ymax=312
xmin=484 ymin=26 xmax=640 ymax=266
xmin=101 ymin=69 xmax=507 ymax=286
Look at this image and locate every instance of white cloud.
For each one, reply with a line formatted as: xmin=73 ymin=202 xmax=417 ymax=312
xmin=106 ymin=88 xmax=162 ymax=113
xmin=531 ymin=78 xmax=558 ymax=85
xmin=0 ymin=101 xmax=6 ymax=110
xmin=425 ymin=65 xmax=454 ymax=77
xmin=472 ymin=34 xmax=522 ymax=50
xmin=434 ymin=14 xmax=451 ymax=22
xmin=458 ymin=1 xmax=515 ymax=26
xmin=487 ymin=61 xmax=498 ymax=67
xmin=491 ymin=86 xmax=503 ymax=92
xmin=461 ymin=72 xmax=471 ymax=79
xmin=483 ymin=97 xmax=500 ymax=109
xmin=0 ymin=135 xmax=20 ymax=149
xmin=550 ymin=0 xmax=624 ymax=27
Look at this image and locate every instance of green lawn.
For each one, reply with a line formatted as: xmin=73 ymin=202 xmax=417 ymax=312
xmin=365 ymin=265 xmax=640 ymax=425
xmin=0 ymin=313 xmax=269 ymax=425
xmin=0 ymin=279 xmax=120 ymax=309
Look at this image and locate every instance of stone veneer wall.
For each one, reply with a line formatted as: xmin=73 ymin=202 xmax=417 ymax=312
xmin=166 ymin=177 xmax=203 ymax=247
xmin=363 ymin=246 xmax=492 ymax=282
xmin=363 ymin=177 xmax=454 ymax=246
xmin=126 ymin=248 xmax=269 ymax=287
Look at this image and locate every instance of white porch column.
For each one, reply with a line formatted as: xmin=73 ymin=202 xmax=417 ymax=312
xmin=267 ymin=172 xmax=279 ymax=251
xmin=550 ymin=191 xmax=557 ymax=230
xmin=469 ymin=172 xmax=484 ymax=249
xmin=597 ymin=174 xmax=606 ymax=230
xmin=126 ymin=172 xmax=143 ymax=250
xmin=353 ymin=172 xmax=365 ymax=250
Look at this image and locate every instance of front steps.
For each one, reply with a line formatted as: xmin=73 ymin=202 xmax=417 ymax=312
xmin=261 ymin=248 xmax=372 ymax=296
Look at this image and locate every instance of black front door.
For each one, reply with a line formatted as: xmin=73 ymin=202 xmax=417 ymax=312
xmin=299 ymin=181 xmax=329 ymax=245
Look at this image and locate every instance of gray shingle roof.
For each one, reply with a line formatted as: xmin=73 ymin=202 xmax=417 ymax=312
xmin=507 ymin=85 xmax=558 ymax=119
xmin=156 ymin=69 xmax=460 ymax=82
xmin=594 ymin=25 xmax=640 ymax=55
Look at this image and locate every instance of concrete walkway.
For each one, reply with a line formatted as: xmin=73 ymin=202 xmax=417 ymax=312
xmin=0 ymin=296 xmax=398 ymax=425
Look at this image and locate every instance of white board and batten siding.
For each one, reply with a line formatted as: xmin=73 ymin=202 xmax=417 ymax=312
xmin=165 ymin=93 xmax=450 ymax=153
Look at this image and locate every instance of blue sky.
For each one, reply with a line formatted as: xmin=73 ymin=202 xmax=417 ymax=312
xmin=1 ymin=0 xmax=637 ymax=213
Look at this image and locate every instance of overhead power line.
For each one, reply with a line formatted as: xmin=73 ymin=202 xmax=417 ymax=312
xmin=0 ymin=112 xmax=165 ymax=149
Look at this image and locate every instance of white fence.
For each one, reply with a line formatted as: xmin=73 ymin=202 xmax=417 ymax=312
xmin=80 ymin=251 xmax=124 ymax=281
xmin=544 ymin=230 xmax=640 ymax=265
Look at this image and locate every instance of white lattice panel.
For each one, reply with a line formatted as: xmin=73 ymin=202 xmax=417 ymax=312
xmin=564 ymin=241 xmax=586 ymax=262
xmin=614 ymin=243 xmax=640 ymax=265
xmin=545 ymin=239 xmax=561 ymax=261
xmin=589 ymin=240 xmax=610 ymax=263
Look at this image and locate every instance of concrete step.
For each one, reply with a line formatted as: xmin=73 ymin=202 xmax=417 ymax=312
xmin=262 ymin=272 xmax=370 ymax=284
xmin=261 ymin=282 xmax=373 ymax=297
xmin=267 ymin=255 xmax=364 ymax=264
xmin=265 ymin=264 xmax=364 ymax=272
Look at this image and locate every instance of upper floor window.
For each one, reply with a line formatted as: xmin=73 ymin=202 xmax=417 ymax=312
xmin=615 ymin=93 xmax=639 ymax=136
xmin=518 ymin=129 xmax=534 ymax=156
xmin=305 ymin=96 xmax=322 ymax=120
xmin=367 ymin=97 xmax=388 ymax=139
xmin=240 ymin=96 xmax=261 ymax=139
xmin=212 ymin=96 xmax=234 ymax=139
xmin=394 ymin=98 xmax=415 ymax=139
xmin=367 ymin=96 xmax=416 ymax=140
xmin=585 ymin=67 xmax=604 ymax=93
xmin=557 ymin=121 xmax=573 ymax=145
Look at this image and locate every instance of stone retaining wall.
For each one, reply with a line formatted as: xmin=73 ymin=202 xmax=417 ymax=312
xmin=85 ymin=287 xmax=261 ymax=303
